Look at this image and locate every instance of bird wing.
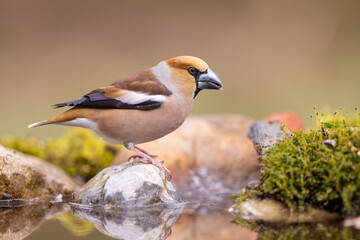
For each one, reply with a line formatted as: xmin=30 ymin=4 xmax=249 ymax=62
xmin=53 ymin=69 xmax=172 ymax=111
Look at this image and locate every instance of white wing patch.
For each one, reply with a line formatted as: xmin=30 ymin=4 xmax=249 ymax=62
xmin=116 ymin=90 xmax=166 ymax=105
xmin=58 ymin=118 xmax=99 ymax=131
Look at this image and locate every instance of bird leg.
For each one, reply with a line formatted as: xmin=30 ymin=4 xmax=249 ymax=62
xmin=124 ymin=142 xmax=171 ymax=177
xmin=133 ymin=146 xmax=159 ymax=159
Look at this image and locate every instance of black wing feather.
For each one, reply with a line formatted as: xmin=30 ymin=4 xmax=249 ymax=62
xmin=53 ymin=92 xmax=163 ymax=111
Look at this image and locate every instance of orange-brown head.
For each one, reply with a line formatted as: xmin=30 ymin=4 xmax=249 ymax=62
xmin=152 ymin=56 xmax=222 ymax=99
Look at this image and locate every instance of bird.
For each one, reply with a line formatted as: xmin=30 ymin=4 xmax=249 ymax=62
xmin=28 ymin=56 xmax=223 ymax=177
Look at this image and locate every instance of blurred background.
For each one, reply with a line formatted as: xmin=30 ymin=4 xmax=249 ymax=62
xmin=1 ymin=0 xmax=359 ymax=137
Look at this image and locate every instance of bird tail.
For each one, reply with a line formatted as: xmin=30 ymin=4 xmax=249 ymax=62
xmin=28 ymin=120 xmax=49 ymax=128
xmin=28 ymin=108 xmax=94 ymax=128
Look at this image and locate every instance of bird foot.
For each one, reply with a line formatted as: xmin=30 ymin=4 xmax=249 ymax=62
xmin=128 ymin=155 xmax=142 ymax=161
xmin=128 ymin=155 xmax=164 ymax=164
xmin=130 ymin=145 xmax=171 ymax=179
xmin=136 ymin=158 xmax=171 ymax=178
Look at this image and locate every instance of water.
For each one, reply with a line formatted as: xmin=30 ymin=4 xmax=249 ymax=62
xmin=2 ymin=199 xmax=360 ymax=240
xmin=4 ymin=201 xmax=256 ymax=240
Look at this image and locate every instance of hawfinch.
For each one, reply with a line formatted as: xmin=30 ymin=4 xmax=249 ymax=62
xmin=28 ymin=56 xmax=223 ymax=177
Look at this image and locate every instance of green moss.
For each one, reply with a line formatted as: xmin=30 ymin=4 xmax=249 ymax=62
xmin=0 ymin=128 xmax=120 ymax=181
xmin=237 ymin=109 xmax=360 ymax=215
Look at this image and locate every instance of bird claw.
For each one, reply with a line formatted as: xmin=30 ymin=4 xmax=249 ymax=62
xmin=135 ymin=158 xmax=171 ymax=179
xmin=135 ymin=158 xmax=150 ymax=164
xmin=131 ymin=146 xmax=172 ymax=179
xmin=128 ymin=155 xmax=142 ymax=161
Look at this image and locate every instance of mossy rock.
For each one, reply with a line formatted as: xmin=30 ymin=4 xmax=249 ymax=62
xmin=0 ymin=128 xmax=119 ymax=181
xmin=236 ymin=109 xmax=360 ymax=215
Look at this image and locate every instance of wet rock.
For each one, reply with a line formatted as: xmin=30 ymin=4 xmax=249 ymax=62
xmin=230 ymin=199 xmax=340 ymax=223
xmin=72 ymin=206 xmax=181 ymax=240
xmin=0 ymin=145 xmax=80 ymax=202
xmin=264 ymin=111 xmax=305 ymax=131
xmin=72 ymin=160 xmax=184 ymax=208
xmin=0 ymin=202 xmax=69 ymax=240
xmin=229 ymin=199 xmax=289 ymax=222
xmin=113 ymin=114 xmax=260 ymax=204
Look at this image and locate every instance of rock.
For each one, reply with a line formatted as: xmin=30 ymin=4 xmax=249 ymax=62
xmin=230 ymin=199 xmax=340 ymax=223
xmin=324 ymin=139 xmax=336 ymax=147
xmin=0 ymin=145 xmax=80 ymax=202
xmin=264 ymin=111 xmax=305 ymax=131
xmin=113 ymin=114 xmax=260 ymax=203
xmin=72 ymin=160 xmax=183 ymax=208
xmin=248 ymin=120 xmax=284 ymax=157
xmin=72 ymin=206 xmax=181 ymax=240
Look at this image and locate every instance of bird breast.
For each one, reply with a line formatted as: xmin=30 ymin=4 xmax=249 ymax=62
xmin=95 ymin=94 xmax=194 ymax=145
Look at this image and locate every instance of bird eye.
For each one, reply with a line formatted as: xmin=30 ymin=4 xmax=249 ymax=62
xmin=187 ymin=67 xmax=198 ymax=76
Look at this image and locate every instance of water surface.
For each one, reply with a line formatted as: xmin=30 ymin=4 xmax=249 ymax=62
xmin=1 ymin=200 xmax=359 ymax=240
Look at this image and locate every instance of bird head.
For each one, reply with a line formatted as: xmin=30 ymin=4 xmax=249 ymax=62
xmin=154 ymin=56 xmax=223 ymax=99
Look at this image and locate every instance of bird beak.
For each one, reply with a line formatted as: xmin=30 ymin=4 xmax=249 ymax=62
xmin=197 ymin=68 xmax=223 ymax=90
